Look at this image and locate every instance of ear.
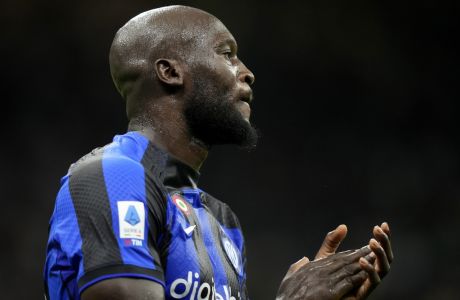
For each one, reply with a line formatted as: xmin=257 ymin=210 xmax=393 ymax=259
xmin=154 ymin=58 xmax=184 ymax=87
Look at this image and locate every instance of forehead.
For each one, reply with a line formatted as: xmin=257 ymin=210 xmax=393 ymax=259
xmin=171 ymin=12 xmax=238 ymax=56
xmin=204 ymin=18 xmax=237 ymax=47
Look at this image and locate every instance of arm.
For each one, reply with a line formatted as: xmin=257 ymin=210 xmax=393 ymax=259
xmin=82 ymin=278 xmax=165 ymax=300
xmin=61 ymin=156 xmax=166 ymax=298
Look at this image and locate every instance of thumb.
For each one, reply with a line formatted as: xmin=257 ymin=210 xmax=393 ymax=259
xmin=315 ymin=224 xmax=348 ymax=260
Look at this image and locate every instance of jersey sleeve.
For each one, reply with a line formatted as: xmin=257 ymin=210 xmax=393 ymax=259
xmin=47 ymin=154 xmax=166 ymax=296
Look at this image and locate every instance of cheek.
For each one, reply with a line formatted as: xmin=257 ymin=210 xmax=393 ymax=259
xmin=192 ymin=57 xmax=238 ymax=91
xmin=216 ymin=65 xmax=238 ymax=89
xmin=211 ymin=54 xmax=238 ymax=82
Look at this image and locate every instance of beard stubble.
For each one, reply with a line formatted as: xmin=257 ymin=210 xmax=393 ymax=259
xmin=184 ymin=79 xmax=258 ymax=150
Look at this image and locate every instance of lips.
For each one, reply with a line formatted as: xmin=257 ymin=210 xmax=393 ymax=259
xmin=240 ymin=90 xmax=253 ymax=104
xmin=237 ymin=100 xmax=251 ymax=121
xmin=237 ymin=89 xmax=253 ymax=121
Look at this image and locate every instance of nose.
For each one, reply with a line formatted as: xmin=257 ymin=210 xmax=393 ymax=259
xmin=238 ymin=61 xmax=255 ymax=86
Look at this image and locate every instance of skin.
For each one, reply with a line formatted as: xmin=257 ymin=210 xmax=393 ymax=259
xmin=108 ymin=5 xmax=254 ymax=170
xmin=277 ymin=223 xmax=393 ymax=300
xmin=82 ymin=5 xmax=393 ymax=300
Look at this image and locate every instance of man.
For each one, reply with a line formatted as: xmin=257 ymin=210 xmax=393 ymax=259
xmin=44 ymin=5 xmax=393 ymax=300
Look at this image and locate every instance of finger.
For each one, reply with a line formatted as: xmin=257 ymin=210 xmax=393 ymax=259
xmin=359 ymin=257 xmax=380 ymax=286
xmin=381 ymin=222 xmax=391 ymax=238
xmin=315 ymin=224 xmax=348 ymax=260
xmin=373 ymin=225 xmax=394 ymax=263
xmin=363 ymin=252 xmax=376 ymax=265
xmin=334 ymin=262 xmax=363 ymax=281
xmin=354 ymin=257 xmax=381 ymax=299
xmin=321 ymin=246 xmax=371 ymax=273
xmin=344 ymin=258 xmax=381 ymax=300
xmin=381 ymin=222 xmax=394 ymax=262
xmin=287 ymin=256 xmax=310 ymax=275
xmin=328 ymin=246 xmax=371 ymax=265
xmin=370 ymin=238 xmax=390 ymax=276
xmin=333 ymin=270 xmax=368 ymax=298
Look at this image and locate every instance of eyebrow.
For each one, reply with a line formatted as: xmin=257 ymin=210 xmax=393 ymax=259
xmin=215 ymin=38 xmax=238 ymax=52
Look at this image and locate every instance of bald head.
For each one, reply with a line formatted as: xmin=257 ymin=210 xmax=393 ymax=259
xmin=109 ymin=5 xmax=225 ymax=119
xmin=109 ymin=5 xmax=257 ymax=149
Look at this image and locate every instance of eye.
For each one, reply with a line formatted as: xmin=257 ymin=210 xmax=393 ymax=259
xmin=223 ymin=51 xmax=232 ymax=60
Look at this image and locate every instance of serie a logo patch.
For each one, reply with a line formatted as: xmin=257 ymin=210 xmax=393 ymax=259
xmin=117 ymin=201 xmax=145 ymax=240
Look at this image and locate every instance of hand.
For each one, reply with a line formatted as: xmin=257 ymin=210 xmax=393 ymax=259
xmin=276 ymin=247 xmax=372 ymax=300
xmin=315 ymin=224 xmax=348 ymax=260
xmin=343 ymin=222 xmax=394 ymax=300
xmin=282 ymin=224 xmax=349 ymax=278
xmin=277 ymin=223 xmax=394 ymax=300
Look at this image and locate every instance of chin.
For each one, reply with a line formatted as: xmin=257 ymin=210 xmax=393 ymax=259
xmin=184 ymin=82 xmax=258 ymax=148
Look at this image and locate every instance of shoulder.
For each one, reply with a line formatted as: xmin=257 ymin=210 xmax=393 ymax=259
xmin=57 ymin=135 xmax=159 ymax=216
xmin=67 ymin=149 xmax=143 ymax=198
xmin=58 ymin=135 xmax=167 ymax=221
xmin=67 ymin=131 xmax=158 ymax=185
xmin=68 ymin=131 xmax=152 ymax=179
xmin=70 ymin=146 xmax=143 ymax=177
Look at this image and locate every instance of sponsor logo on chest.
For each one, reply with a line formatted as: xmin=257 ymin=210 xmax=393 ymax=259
xmin=170 ymin=271 xmax=241 ymax=300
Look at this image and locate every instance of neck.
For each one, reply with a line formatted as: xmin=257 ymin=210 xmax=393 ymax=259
xmin=128 ymin=108 xmax=208 ymax=172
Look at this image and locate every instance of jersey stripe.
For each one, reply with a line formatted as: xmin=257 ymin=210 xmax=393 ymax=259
xmin=140 ymin=142 xmax=167 ymax=272
xmin=102 ymin=146 xmax=155 ymax=270
xmin=69 ymin=150 xmax=122 ymax=270
xmin=45 ymin=179 xmax=82 ymax=300
xmin=183 ymin=194 xmax=216 ymax=293
xmin=205 ymin=209 xmax=240 ymax=293
xmin=68 ymin=150 xmax=123 ymax=286
xmin=194 ymin=202 xmax=232 ymax=298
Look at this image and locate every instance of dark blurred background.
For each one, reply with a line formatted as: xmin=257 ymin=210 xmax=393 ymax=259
xmin=1 ymin=0 xmax=459 ymax=299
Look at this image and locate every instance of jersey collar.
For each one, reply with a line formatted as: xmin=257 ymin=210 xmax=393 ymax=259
xmin=163 ymin=155 xmax=200 ymax=189
xmin=128 ymin=131 xmax=201 ymax=189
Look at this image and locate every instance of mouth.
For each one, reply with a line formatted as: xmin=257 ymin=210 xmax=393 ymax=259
xmin=238 ymin=99 xmax=251 ymax=121
xmin=240 ymin=91 xmax=253 ymax=104
xmin=237 ymin=90 xmax=253 ymax=121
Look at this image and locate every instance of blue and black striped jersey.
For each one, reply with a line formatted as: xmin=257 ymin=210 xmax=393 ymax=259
xmin=44 ymin=131 xmax=248 ymax=300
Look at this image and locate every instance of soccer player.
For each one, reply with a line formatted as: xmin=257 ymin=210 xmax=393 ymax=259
xmin=44 ymin=5 xmax=393 ymax=300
